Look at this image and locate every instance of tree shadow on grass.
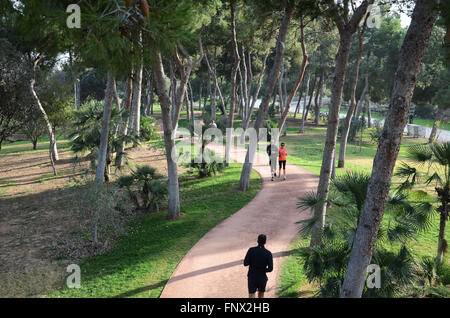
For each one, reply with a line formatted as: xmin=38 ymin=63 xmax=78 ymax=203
xmin=114 ymin=251 xmax=294 ymax=298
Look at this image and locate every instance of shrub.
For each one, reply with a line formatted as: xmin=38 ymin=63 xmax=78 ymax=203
xmin=187 ymin=157 xmax=225 ymax=178
xmin=338 ymin=118 xmax=365 ymax=142
xmin=369 ymin=119 xmax=384 ymax=144
xmin=117 ymin=165 xmax=168 ymax=212
xmin=139 ymin=116 xmax=159 ymax=142
xmin=74 ymin=181 xmax=133 ymax=246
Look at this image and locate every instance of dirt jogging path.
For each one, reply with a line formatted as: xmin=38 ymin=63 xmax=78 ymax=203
xmin=160 ymin=138 xmax=319 ymax=298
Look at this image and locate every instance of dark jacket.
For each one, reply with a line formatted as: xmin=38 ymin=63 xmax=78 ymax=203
xmin=244 ymin=245 xmax=273 ymax=278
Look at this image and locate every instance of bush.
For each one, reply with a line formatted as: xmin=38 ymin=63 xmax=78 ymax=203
xmin=187 ymin=157 xmax=225 ymax=178
xmin=369 ymin=119 xmax=384 ymax=144
xmin=75 ymin=181 xmax=133 ymax=246
xmin=338 ymin=118 xmax=365 ymax=142
xmin=268 ymin=103 xmax=279 ymax=119
xmin=117 ymin=165 xmax=168 ymax=212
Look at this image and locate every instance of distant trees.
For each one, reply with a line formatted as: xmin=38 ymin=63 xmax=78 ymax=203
xmin=0 ymin=38 xmax=34 ymax=150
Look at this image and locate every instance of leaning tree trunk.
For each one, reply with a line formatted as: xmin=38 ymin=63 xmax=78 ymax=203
xmin=279 ymin=19 xmax=308 ymax=134
xmin=310 ymin=0 xmax=373 ymax=247
xmin=29 ymin=54 xmax=58 ymax=175
xmin=293 ymin=87 xmax=304 ymax=119
xmin=355 ymin=72 xmax=369 ymax=120
xmin=428 ymin=107 xmax=444 ymax=143
xmin=96 ymin=71 xmax=115 ymax=183
xmin=338 ymin=19 xmax=367 ymax=168
xmin=239 ymin=3 xmax=294 ymax=191
xmin=340 ymin=0 xmax=438 ymax=298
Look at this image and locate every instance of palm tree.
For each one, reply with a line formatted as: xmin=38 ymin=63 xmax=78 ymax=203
xmin=69 ymin=100 xmax=137 ymax=181
xmin=297 ymin=171 xmax=434 ymax=297
xmin=395 ymin=142 xmax=450 ymax=264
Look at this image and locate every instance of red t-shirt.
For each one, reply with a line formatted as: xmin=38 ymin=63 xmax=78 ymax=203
xmin=279 ymin=148 xmax=287 ymax=161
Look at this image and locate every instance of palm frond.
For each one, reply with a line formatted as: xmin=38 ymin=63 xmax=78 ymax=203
xmin=297 ymin=191 xmax=325 ymax=210
xmin=430 ymin=142 xmax=450 ymax=167
xmin=407 ymin=144 xmax=433 ymax=165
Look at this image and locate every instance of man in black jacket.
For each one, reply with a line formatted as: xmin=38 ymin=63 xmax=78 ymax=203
xmin=243 ymin=234 xmax=273 ymax=298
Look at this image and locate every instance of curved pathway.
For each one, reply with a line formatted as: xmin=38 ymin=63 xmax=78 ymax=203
xmin=160 ymin=141 xmax=318 ymax=298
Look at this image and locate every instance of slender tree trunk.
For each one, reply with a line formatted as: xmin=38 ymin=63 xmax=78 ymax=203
xmin=132 ymin=63 xmax=143 ymax=141
xmin=355 ymin=73 xmax=369 ymax=120
xmin=341 ymin=0 xmax=438 ymax=297
xmin=241 ymin=45 xmax=249 ymax=121
xmin=300 ymin=72 xmax=310 ymax=133
xmin=279 ymin=23 xmax=308 ymax=133
xmin=338 ymin=20 xmax=367 ymax=168
xmin=243 ymin=53 xmax=269 ymax=129
xmin=153 ymin=51 xmax=180 ymax=219
xmin=207 ymin=69 xmax=213 ymax=119
xmin=247 ymin=51 xmax=254 ymax=108
xmin=199 ymin=85 xmax=203 ymax=111
xmin=226 ymin=1 xmax=241 ymax=165
xmin=186 ymin=90 xmax=190 ymax=129
xmin=75 ymin=79 xmax=81 ymax=110
xmin=29 ymin=54 xmax=57 ymax=175
xmin=203 ymin=83 xmax=208 ymax=112
xmin=147 ymin=69 xmax=154 ymax=116
xmin=309 ymin=31 xmax=356 ymax=247
xmin=239 ymin=3 xmax=294 ymax=190
xmin=300 ymin=74 xmax=317 ymax=132
xmin=437 ymin=198 xmax=448 ymax=263
xmin=293 ymin=87 xmax=303 ymax=119
xmin=115 ymin=74 xmax=133 ymax=167
xmin=428 ymin=107 xmax=444 ymax=143
xmin=189 ymin=81 xmax=195 ymax=128
xmin=278 ymin=68 xmax=285 ymax=115
xmin=314 ymin=69 xmax=324 ymax=126
xmin=96 ymin=71 xmax=115 ymax=183
xmin=204 ymin=51 xmax=227 ymax=117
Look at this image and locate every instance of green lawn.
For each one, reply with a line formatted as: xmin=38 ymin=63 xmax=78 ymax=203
xmin=339 ymin=109 xmax=450 ymax=131
xmin=0 ymin=135 xmax=71 ymax=156
xmin=49 ymin=164 xmax=261 ymax=298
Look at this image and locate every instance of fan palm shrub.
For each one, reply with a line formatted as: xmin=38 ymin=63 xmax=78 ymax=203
xmin=297 ymin=171 xmax=435 ymax=297
xmin=395 ymin=142 xmax=450 ymax=264
xmin=117 ymin=165 xmax=168 ymax=212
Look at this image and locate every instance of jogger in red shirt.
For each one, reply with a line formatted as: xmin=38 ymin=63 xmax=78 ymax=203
xmin=278 ymin=142 xmax=287 ymax=180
